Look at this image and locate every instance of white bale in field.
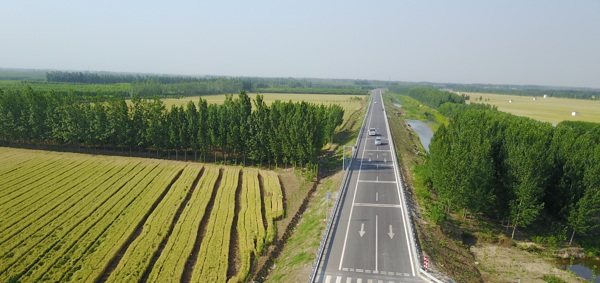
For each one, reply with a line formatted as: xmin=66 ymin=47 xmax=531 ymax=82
xmin=572 ymin=111 xmax=579 ymax=116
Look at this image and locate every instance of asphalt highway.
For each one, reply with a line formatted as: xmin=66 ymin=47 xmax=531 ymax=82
xmin=313 ymin=90 xmax=423 ymax=283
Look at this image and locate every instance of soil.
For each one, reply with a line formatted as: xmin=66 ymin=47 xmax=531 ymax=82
xmin=250 ymin=168 xmax=315 ymax=281
xmin=471 ymin=244 xmax=584 ymax=282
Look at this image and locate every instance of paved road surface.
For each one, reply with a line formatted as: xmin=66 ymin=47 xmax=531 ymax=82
xmin=313 ymin=90 xmax=423 ymax=283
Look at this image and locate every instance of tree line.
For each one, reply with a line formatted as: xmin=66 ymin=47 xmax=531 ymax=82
xmin=389 ymin=85 xmax=466 ymax=108
xmin=46 ymin=71 xmax=246 ymax=85
xmin=443 ymin=83 xmax=600 ymax=100
xmin=428 ymin=108 xmax=600 ymax=242
xmin=45 ymin=71 xmax=370 ymax=97
xmin=0 ymin=88 xmax=344 ymax=166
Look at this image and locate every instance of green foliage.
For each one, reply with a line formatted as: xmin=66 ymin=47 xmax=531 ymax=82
xmin=542 ymin=274 xmax=567 ymax=283
xmin=427 ymin=106 xmax=600 ymax=239
xmin=0 ymin=89 xmax=344 ymax=166
xmin=437 ymin=102 xmax=497 ymax=119
xmin=389 ymin=85 xmax=465 ymax=108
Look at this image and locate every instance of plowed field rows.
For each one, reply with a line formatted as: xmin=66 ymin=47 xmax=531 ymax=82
xmin=0 ymin=147 xmax=283 ymax=283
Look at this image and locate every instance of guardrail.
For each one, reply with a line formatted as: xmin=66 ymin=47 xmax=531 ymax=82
xmin=308 ymin=92 xmax=373 ymax=283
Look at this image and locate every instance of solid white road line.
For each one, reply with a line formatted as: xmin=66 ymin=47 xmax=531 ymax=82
xmin=375 ymin=214 xmax=378 ymax=273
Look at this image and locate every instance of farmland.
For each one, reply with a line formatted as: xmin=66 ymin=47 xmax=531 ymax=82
xmin=153 ymin=93 xmax=365 ymax=126
xmin=467 ymin=92 xmax=600 ymax=124
xmin=0 ymin=147 xmax=283 ymax=282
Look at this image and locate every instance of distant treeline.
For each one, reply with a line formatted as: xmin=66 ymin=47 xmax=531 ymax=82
xmin=46 ymin=71 xmax=225 ymax=84
xmin=42 ymin=71 xmax=369 ymax=97
xmin=388 ymin=85 xmax=466 ymax=108
xmin=0 ymin=88 xmax=344 ymax=166
xmin=444 ymin=83 xmax=600 ymax=100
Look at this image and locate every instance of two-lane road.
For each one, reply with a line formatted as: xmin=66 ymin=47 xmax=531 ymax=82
xmin=314 ymin=90 xmax=422 ymax=283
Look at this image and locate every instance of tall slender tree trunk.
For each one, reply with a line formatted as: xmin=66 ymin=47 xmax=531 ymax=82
xmin=511 ymin=212 xmax=520 ymax=240
xmin=569 ymin=230 xmax=576 ymax=246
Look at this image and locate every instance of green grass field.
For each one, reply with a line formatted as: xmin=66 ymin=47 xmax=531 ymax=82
xmin=0 ymin=147 xmax=282 ymax=282
xmin=467 ymin=92 xmax=600 ymax=124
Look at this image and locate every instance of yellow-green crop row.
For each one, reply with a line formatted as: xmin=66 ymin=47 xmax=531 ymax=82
xmin=262 ymin=171 xmax=284 ymax=243
xmin=0 ymin=158 xmax=121 ymax=279
xmin=0 ymin=157 xmax=102 ymax=245
xmin=41 ymin=161 xmax=164 ymax=282
xmin=0 ymin=148 xmax=54 ymax=172
xmin=0 ymin=147 xmax=287 ymax=282
xmin=70 ymin=164 xmax=183 ymax=282
xmin=192 ymin=167 xmax=239 ymax=282
xmin=0 ymin=154 xmax=87 ymax=208
xmin=229 ymin=168 xmax=266 ymax=283
xmin=27 ymin=161 xmax=148 ymax=282
xmin=0 ymin=157 xmax=109 ymax=249
xmin=0 ymin=152 xmax=62 ymax=188
xmin=106 ymin=164 xmax=202 ymax=282
xmin=2 ymin=160 xmax=140 ymax=282
xmin=0 ymin=156 xmax=66 ymax=197
xmin=53 ymin=162 xmax=164 ymax=282
xmin=0 ymin=155 xmax=94 ymax=217
xmin=147 ymin=165 xmax=220 ymax=282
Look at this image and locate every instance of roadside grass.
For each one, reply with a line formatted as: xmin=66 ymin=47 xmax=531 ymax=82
xmin=467 ymin=92 xmax=600 ymax=124
xmin=385 ymin=93 xmax=448 ymax=131
xmin=265 ymin=176 xmax=341 ymax=282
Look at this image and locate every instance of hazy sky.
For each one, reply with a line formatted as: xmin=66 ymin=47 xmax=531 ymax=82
xmin=2 ymin=0 xmax=599 ymax=88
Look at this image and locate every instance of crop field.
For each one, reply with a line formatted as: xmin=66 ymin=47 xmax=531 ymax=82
xmin=467 ymin=92 xmax=600 ymax=124
xmin=159 ymin=93 xmax=364 ymax=111
xmin=0 ymin=147 xmax=283 ymax=283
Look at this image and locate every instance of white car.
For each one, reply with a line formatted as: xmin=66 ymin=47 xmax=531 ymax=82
xmin=375 ymin=137 xmax=382 ymax=145
xmin=368 ymin=128 xmax=377 ymax=136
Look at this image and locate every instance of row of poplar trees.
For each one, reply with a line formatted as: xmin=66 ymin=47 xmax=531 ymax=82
xmin=0 ymin=88 xmax=344 ymax=166
xmin=429 ymin=105 xmax=600 ymax=243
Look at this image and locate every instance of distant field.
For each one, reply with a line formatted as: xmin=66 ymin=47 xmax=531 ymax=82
xmin=159 ymin=93 xmax=365 ymax=108
xmin=467 ymin=92 xmax=600 ymax=124
xmin=158 ymin=93 xmax=366 ymax=136
xmin=0 ymin=147 xmax=282 ymax=282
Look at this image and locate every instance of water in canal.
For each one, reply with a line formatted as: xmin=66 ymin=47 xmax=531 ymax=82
xmin=405 ymin=119 xmax=434 ymax=153
xmin=556 ymin=258 xmax=600 ymax=282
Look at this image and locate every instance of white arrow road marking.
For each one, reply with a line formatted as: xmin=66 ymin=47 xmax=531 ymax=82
xmin=359 ymin=223 xmax=365 ymax=237
xmin=384 ymin=158 xmax=387 ymax=163
xmin=388 ymin=225 xmax=395 ymax=239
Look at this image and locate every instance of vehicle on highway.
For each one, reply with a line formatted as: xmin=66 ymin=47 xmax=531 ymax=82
xmin=368 ymin=128 xmax=377 ymax=136
xmin=375 ymin=136 xmax=382 ymax=145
